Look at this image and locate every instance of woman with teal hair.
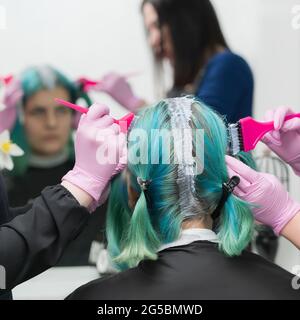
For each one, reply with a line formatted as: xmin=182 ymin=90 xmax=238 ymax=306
xmin=1 ymin=65 xmax=107 ymax=266
xmin=67 ymin=97 xmax=299 ymax=300
xmin=4 ymin=65 xmax=91 ymax=181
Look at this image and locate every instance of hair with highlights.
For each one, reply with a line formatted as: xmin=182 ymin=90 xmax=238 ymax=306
xmin=107 ymin=97 xmax=255 ymax=270
xmin=9 ymin=65 xmax=92 ymax=176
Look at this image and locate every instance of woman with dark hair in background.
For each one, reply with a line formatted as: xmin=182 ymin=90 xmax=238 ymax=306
xmin=97 ymin=0 xmax=253 ymax=123
xmin=142 ymin=0 xmax=254 ymax=123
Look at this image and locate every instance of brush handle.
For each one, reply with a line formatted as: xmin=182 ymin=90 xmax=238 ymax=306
xmin=282 ymin=113 xmax=300 ymax=122
xmin=260 ymin=113 xmax=300 ymax=127
xmin=78 ymin=77 xmax=101 ymax=92
xmin=0 ymin=74 xmax=13 ymax=85
xmin=242 ymin=113 xmax=300 ymax=152
xmin=54 ymin=98 xmax=134 ymax=132
xmin=55 ymin=98 xmax=88 ymax=114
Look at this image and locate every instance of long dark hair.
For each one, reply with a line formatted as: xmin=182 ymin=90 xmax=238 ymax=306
xmin=142 ymin=0 xmax=228 ymax=88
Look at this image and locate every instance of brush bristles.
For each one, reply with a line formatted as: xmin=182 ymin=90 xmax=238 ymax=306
xmin=228 ymin=122 xmax=243 ymax=155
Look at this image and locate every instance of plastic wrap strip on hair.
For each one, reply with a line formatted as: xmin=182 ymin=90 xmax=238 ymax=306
xmin=37 ymin=66 xmax=57 ymax=89
xmin=166 ymin=97 xmax=202 ymax=219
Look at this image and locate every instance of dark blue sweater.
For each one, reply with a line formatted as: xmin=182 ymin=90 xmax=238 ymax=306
xmin=196 ymin=50 xmax=254 ymax=123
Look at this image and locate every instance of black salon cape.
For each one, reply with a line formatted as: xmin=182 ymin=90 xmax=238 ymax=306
xmin=4 ymin=161 xmax=107 ymax=267
xmin=0 ymin=174 xmax=89 ymax=299
xmin=67 ymin=241 xmax=300 ymax=300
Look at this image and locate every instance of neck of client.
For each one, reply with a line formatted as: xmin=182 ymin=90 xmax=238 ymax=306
xmin=181 ymin=215 xmax=213 ymax=230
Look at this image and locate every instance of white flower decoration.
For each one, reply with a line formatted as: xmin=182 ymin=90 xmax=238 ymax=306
xmin=0 ymin=130 xmax=24 ymax=171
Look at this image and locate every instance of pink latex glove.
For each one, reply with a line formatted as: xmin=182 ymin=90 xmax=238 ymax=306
xmin=262 ymin=106 xmax=300 ymax=177
xmin=225 ymin=155 xmax=300 ymax=235
xmin=62 ymin=103 xmax=127 ymax=211
xmin=0 ymin=79 xmax=23 ymax=132
xmin=95 ymin=72 xmax=143 ymax=112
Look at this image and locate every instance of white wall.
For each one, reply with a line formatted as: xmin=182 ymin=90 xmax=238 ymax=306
xmin=1 ymin=0 xmax=299 ymax=272
xmin=0 ymin=0 xmax=155 ymax=118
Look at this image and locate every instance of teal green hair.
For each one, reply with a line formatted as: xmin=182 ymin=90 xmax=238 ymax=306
xmin=10 ymin=65 xmax=92 ymax=176
xmin=107 ymin=97 xmax=255 ymax=270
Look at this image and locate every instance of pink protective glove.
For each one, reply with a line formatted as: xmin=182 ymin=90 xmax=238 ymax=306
xmin=225 ymin=155 xmax=300 ymax=235
xmin=95 ymin=72 xmax=143 ymax=112
xmin=262 ymin=106 xmax=300 ymax=177
xmin=0 ymin=79 xmax=23 ymax=132
xmin=62 ymin=103 xmax=127 ymax=211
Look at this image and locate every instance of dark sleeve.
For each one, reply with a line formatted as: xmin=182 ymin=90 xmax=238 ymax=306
xmin=8 ymin=203 xmax=33 ymax=220
xmin=0 ymin=173 xmax=32 ymax=222
xmin=196 ymin=53 xmax=253 ymax=123
xmin=0 ymin=174 xmax=11 ymax=225
xmin=0 ymin=184 xmax=90 ymax=291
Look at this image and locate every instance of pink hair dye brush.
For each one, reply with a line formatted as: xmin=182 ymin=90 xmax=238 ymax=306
xmin=54 ymin=98 xmax=135 ymax=133
xmin=77 ymin=78 xmax=99 ymax=92
xmin=78 ymin=71 xmax=142 ymax=92
xmin=228 ymin=113 xmax=300 ymax=155
xmin=0 ymin=74 xmax=14 ymax=85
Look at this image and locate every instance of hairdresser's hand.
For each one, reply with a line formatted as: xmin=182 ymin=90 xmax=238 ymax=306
xmin=62 ymin=103 xmax=127 ymax=211
xmin=225 ymin=155 xmax=300 ymax=235
xmin=262 ymin=106 xmax=300 ymax=177
xmin=96 ymin=72 xmax=144 ymax=112
xmin=0 ymin=79 xmax=23 ymax=132
xmin=3 ymin=78 xmax=23 ymax=109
